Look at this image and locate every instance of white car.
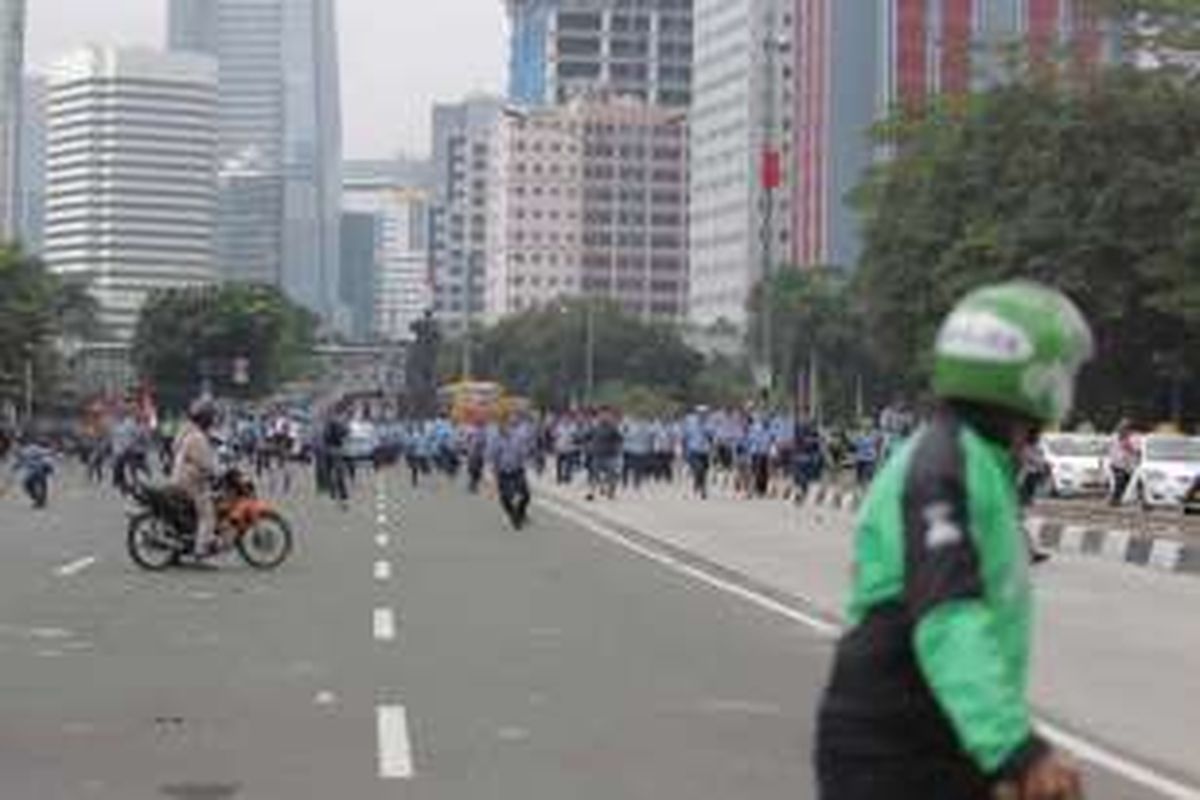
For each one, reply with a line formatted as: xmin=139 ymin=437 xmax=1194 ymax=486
xmin=1039 ymin=433 xmax=1110 ymax=497
xmin=1126 ymin=435 xmax=1200 ymax=509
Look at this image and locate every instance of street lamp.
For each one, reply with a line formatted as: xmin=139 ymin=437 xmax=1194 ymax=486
xmin=22 ymin=343 xmax=33 ymax=423
xmin=758 ymin=28 xmax=789 ymax=397
xmin=585 ymin=299 xmax=596 ymax=407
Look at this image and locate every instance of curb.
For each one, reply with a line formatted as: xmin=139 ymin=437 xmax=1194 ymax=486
xmin=770 ymin=482 xmax=1200 ymax=578
xmin=1025 ymin=517 xmax=1200 ymax=575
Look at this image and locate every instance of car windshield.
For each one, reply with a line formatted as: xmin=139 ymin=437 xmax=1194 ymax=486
xmin=1044 ymin=436 xmax=1108 ymax=458
xmin=1145 ymin=437 xmax=1200 ymax=462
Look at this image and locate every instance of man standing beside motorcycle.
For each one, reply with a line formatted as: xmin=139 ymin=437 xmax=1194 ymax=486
xmin=172 ymin=399 xmax=219 ymax=560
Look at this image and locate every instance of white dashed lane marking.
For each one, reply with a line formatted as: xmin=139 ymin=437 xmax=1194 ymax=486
xmin=373 ymin=608 xmax=396 ymax=642
xmin=377 ymin=705 xmax=414 ymax=779
xmin=374 ymin=560 xmax=392 ymax=581
xmin=55 ymin=556 xmax=97 ymax=578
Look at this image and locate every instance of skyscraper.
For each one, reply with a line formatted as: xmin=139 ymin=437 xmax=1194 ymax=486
xmin=15 ymin=74 xmax=43 ymax=252
xmin=339 ymin=211 xmax=378 ymax=341
xmin=43 ymin=47 xmax=219 ymax=339
xmin=688 ymin=0 xmax=792 ymax=329
xmin=168 ymin=0 xmax=344 ymax=328
xmin=343 ymin=159 xmax=435 ymax=343
xmin=0 ymin=0 xmax=26 ymax=240
xmin=505 ymin=0 xmax=693 ymax=108
xmin=430 ymin=97 xmax=504 ymax=338
xmin=792 ymin=0 xmax=1110 ymax=269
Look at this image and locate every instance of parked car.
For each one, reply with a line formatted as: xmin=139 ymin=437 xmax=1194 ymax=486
xmin=1039 ymin=433 xmax=1111 ymax=497
xmin=1125 ymin=435 xmax=1200 ymax=510
xmin=1185 ymin=474 xmax=1200 ymax=516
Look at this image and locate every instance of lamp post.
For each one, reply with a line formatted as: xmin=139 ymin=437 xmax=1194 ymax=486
xmin=585 ymin=300 xmax=596 ymax=407
xmin=23 ymin=344 xmax=33 ymax=423
xmin=758 ymin=28 xmax=788 ymax=397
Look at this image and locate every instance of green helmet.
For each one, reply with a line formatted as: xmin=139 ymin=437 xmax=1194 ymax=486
xmin=932 ymin=281 xmax=1094 ymax=424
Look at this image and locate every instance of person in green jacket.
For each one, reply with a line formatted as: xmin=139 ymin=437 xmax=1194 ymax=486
xmin=815 ymin=282 xmax=1093 ymax=800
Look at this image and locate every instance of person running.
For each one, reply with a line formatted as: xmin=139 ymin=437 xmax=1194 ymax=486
xmin=682 ymin=408 xmax=712 ymax=499
xmin=6 ymin=435 xmax=56 ymax=509
xmin=489 ymin=415 xmax=532 ymax=530
xmin=747 ymin=414 xmax=773 ymax=498
xmin=586 ymin=409 xmax=623 ymax=501
xmin=320 ymin=412 xmax=350 ymax=508
xmin=465 ymin=421 xmax=487 ymax=494
xmin=814 ymin=282 xmax=1092 ymax=800
xmin=553 ymin=415 xmax=580 ymax=485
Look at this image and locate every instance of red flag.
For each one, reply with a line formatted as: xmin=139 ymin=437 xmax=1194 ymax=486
xmin=761 ymin=147 xmax=782 ymax=190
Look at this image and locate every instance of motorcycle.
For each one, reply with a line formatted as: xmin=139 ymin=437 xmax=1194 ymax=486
xmin=127 ymin=468 xmax=293 ymax=570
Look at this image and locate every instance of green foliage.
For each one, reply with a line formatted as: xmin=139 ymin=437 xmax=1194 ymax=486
xmin=855 ymin=68 xmax=1200 ymax=422
xmin=747 ymin=268 xmax=887 ymax=421
xmin=0 ymin=245 xmax=98 ymax=405
xmin=447 ymin=301 xmax=707 ymax=411
xmin=132 ymin=283 xmax=317 ymax=410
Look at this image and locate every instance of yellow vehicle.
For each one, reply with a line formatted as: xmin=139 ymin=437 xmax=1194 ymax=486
xmin=438 ymin=381 xmax=530 ymax=425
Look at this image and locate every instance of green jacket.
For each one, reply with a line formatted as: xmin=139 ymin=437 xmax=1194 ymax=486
xmin=817 ymin=408 xmax=1046 ymax=782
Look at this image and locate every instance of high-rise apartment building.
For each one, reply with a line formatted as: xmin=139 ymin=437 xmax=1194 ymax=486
xmin=792 ymin=0 xmax=1110 ymax=269
xmin=688 ymin=0 xmax=792 ymax=329
xmin=343 ymin=160 xmax=435 ymax=343
xmin=43 ymin=47 xmax=218 ymax=339
xmin=493 ymin=96 xmax=688 ymax=321
xmin=505 ymin=0 xmax=693 ymax=108
xmin=0 ymin=0 xmax=26 ymax=240
xmin=168 ymin=0 xmax=344 ymax=328
xmin=430 ymin=97 xmax=504 ymax=337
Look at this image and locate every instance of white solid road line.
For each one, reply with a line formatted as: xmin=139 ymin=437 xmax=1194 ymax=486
xmin=374 ymin=560 xmax=392 ymax=581
xmin=373 ymin=608 xmax=396 ymax=641
xmin=377 ymin=705 xmax=414 ymax=779
xmin=1040 ymin=723 xmax=1200 ymax=800
xmin=543 ymin=497 xmax=1200 ymax=800
xmin=542 ymin=498 xmax=840 ymax=637
xmin=54 ymin=556 xmax=97 ymax=578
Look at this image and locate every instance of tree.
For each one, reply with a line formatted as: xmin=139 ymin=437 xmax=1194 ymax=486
xmin=855 ymin=68 xmax=1200 ymax=423
xmin=0 ymin=245 xmax=98 ymax=413
xmin=445 ymin=301 xmax=706 ymax=411
xmin=132 ymin=284 xmax=317 ymax=411
xmin=747 ymin=268 xmax=884 ymax=421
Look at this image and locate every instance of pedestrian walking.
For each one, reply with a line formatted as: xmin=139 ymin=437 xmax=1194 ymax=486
xmin=1107 ymin=419 xmax=1138 ymax=506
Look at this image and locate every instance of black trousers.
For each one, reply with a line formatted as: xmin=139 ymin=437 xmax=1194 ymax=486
xmin=498 ymin=469 xmax=530 ymax=528
xmin=816 ymin=756 xmax=991 ymax=800
xmin=751 ymin=454 xmax=770 ymax=496
xmin=23 ymin=472 xmax=49 ymax=508
xmin=688 ymin=452 xmax=710 ymax=497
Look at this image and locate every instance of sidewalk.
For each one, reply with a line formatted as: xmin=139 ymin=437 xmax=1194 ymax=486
xmin=535 ymin=476 xmax=1200 ymax=791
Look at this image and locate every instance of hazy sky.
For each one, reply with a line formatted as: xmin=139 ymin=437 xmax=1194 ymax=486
xmin=27 ymin=0 xmax=509 ymax=159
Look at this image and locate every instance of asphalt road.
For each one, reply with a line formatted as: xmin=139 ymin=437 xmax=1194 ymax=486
xmin=0 ymin=465 xmax=1172 ymax=799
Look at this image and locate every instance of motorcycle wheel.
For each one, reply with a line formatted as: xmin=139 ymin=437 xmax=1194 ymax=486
xmin=236 ymin=511 xmax=293 ymax=570
xmin=127 ymin=513 xmax=180 ymax=571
